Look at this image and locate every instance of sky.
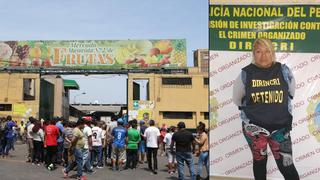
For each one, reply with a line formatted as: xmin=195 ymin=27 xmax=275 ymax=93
xmin=0 ymin=0 xmax=208 ymax=104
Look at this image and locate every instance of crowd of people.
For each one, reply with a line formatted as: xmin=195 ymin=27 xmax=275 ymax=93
xmin=0 ymin=116 xmax=19 ymax=158
xmin=0 ymin=115 xmax=209 ymax=180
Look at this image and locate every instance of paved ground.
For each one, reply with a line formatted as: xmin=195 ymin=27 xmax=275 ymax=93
xmin=0 ymin=143 xmax=211 ymax=180
xmin=213 ymin=177 xmax=251 ymax=180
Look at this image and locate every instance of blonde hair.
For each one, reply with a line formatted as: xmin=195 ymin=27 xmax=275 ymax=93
xmin=252 ymin=38 xmax=276 ymax=63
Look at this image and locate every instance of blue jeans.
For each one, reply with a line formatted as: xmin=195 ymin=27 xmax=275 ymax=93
xmin=92 ymin=146 xmax=103 ymax=166
xmin=197 ymin=151 xmax=209 ymax=177
xmin=138 ymin=141 xmax=146 ymax=153
xmin=56 ymin=141 xmax=64 ymax=163
xmin=82 ymin=149 xmax=92 ymax=171
xmin=4 ymin=138 xmax=14 ymax=155
xmin=66 ymin=148 xmax=83 ymax=178
xmin=176 ymin=152 xmax=196 ymax=180
xmin=0 ymin=138 xmax=6 ymax=155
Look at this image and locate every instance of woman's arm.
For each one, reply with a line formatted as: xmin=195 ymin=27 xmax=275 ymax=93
xmin=233 ymin=72 xmax=246 ymax=106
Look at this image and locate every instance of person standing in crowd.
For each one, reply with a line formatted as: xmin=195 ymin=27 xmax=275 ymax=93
xmin=101 ymin=123 xmax=108 ymax=166
xmin=107 ymin=117 xmax=117 ymax=164
xmin=144 ymin=119 xmax=160 ymax=175
xmin=4 ymin=116 xmax=17 ymax=157
xmin=125 ymin=119 xmax=140 ymax=169
xmin=63 ymin=118 xmax=86 ymax=180
xmin=163 ymin=126 xmax=177 ymax=175
xmin=232 ymin=38 xmax=299 ymax=180
xmin=55 ymin=117 xmax=65 ymax=165
xmin=159 ymin=123 xmax=167 ymax=156
xmin=194 ymin=122 xmax=209 ymax=180
xmin=171 ymin=121 xmax=196 ymax=180
xmin=26 ymin=117 xmax=35 ymax=162
xmin=63 ymin=121 xmax=74 ymax=167
xmin=91 ymin=121 xmax=104 ymax=168
xmin=31 ymin=120 xmax=44 ymax=165
xmin=12 ymin=121 xmax=19 ymax=151
xmin=82 ymin=117 xmax=94 ymax=174
xmin=0 ymin=117 xmax=6 ymax=157
xmin=19 ymin=121 xmax=25 ymax=142
xmin=100 ymin=121 xmax=107 ymax=167
xmin=111 ymin=118 xmax=127 ymax=171
xmin=0 ymin=117 xmax=7 ymax=157
xmin=138 ymin=120 xmax=147 ymax=164
xmin=44 ymin=119 xmax=60 ymax=170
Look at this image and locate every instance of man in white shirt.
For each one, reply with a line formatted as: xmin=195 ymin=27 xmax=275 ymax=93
xmin=91 ymin=121 xmax=104 ymax=168
xmin=143 ymin=120 xmax=160 ymax=174
xmin=26 ymin=117 xmax=35 ymax=162
xmin=82 ymin=118 xmax=94 ymax=173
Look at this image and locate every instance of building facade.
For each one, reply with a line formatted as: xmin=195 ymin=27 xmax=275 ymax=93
xmin=0 ymin=72 xmax=40 ymax=123
xmin=127 ymin=49 xmax=209 ymax=129
xmin=40 ymin=75 xmax=79 ymax=120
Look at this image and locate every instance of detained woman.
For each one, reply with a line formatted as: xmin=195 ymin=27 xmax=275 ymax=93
xmin=232 ymin=38 xmax=299 ymax=180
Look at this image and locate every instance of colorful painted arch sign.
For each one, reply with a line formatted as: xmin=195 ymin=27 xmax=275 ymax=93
xmin=0 ymin=39 xmax=187 ymax=69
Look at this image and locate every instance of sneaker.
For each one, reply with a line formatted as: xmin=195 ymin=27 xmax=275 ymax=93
xmin=77 ymin=176 xmax=87 ymax=180
xmin=153 ymin=170 xmax=158 ymax=175
xmin=97 ymin=165 xmax=103 ymax=169
xmin=62 ymin=168 xmax=68 ymax=178
xmin=47 ymin=163 xmax=54 ymax=171
xmin=86 ymin=169 xmax=96 ymax=175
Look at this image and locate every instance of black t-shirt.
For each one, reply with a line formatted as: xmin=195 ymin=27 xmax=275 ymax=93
xmin=172 ymin=129 xmax=194 ymax=153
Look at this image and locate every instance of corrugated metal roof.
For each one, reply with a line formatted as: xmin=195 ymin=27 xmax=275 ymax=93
xmin=71 ymin=104 xmax=121 ymax=113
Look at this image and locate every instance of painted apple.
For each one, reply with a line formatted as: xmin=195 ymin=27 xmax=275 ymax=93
xmin=32 ymin=58 xmax=41 ymax=67
xmin=41 ymin=58 xmax=52 ymax=67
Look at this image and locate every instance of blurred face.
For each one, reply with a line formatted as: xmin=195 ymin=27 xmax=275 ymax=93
xmin=253 ymin=43 xmax=274 ymax=68
xmin=143 ymin=113 xmax=149 ymax=121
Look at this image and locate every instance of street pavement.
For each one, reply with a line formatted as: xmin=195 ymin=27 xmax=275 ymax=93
xmin=0 ymin=143 xmax=207 ymax=180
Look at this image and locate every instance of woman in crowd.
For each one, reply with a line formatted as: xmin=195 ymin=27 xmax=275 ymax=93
xmin=31 ymin=120 xmax=44 ymax=165
xmin=194 ymin=122 xmax=209 ymax=180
